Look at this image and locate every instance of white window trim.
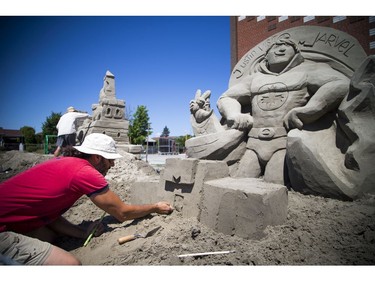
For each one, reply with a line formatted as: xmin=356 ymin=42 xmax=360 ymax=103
xmin=303 ymin=16 xmax=315 ymax=23
xmin=333 ymin=16 xmax=347 ymax=23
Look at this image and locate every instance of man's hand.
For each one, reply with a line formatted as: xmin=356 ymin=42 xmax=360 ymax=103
xmin=226 ymin=113 xmax=253 ymax=131
xmin=155 ymin=202 xmax=174 ymax=215
xmin=85 ymin=220 xmax=105 ymax=238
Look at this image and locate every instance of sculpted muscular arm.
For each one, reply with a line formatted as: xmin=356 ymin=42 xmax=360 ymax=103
xmin=284 ymin=64 xmax=350 ymax=130
xmin=217 ymin=77 xmax=253 ymax=131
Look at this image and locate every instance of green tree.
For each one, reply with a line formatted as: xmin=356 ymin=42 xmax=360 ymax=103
xmin=35 ymin=133 xmax=43 ymax=144
xmin=175 ymin=134 xmax=193 ymax=152
xmin=42 ymin=112 xmax=61 ymax=136
xmin=175 ymin=134 xmax=192 ymax=147
xmin=160 ymin=126 xmax=170 ymax=137
xmin=128 ymin=105 xmax=152 ymax=144
xmin=20 ymin=126 xmax=38 ymax=152
xmin=20 ymin=126 xmax=36 ymax=144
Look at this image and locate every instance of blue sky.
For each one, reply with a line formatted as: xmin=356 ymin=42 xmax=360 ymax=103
xmin=0 ymin=2 xmax=365 ymax=138
xmin=0 ymin=16 xmax=230 ymax=137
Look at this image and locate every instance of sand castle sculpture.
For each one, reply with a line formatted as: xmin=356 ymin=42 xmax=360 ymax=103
xmin=129 ymin=26 xmax=375 ymax=240
xmin=77 ymin=70 xmax=141 ymax=153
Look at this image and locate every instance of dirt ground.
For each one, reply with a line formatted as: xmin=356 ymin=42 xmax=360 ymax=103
xmin=1 ymin=150 xmax=375 ymax=268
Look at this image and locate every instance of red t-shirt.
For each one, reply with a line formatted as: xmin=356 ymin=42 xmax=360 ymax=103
xmin=0 ymin=157 xmax=108 ymax=233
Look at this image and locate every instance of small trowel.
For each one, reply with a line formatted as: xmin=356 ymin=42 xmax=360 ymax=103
xmin=118 ymin=226 xmax=162 ymax=245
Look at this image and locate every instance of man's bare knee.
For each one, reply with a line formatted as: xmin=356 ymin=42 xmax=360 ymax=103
xmin=43 ymin=246 xmax=81 ymax=265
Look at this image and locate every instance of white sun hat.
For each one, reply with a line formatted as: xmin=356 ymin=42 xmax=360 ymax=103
xmin=67 ymin=106 xmax=76 ymax=112
xmin=73 ymin=133 xmax=123 ymax=159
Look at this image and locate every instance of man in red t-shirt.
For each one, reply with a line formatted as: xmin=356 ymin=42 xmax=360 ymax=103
xmin=0 ymin=133 xmax=173 ymax=265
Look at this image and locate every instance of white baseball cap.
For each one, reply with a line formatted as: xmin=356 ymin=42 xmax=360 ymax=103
xmin=73 ymin=133 xmax=123 ymax=159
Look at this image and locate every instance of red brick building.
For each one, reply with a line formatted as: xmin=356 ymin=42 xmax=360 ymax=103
xmin=230 ymin=16 xmax=375 ymax=69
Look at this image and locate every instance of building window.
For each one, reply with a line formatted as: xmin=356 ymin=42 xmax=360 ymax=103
xmin=267 ymin=16 xmax=276 ymax=22
xmin=290 ymin=16 xmax=301 ymax=23
xmin=370 ymin=41 xmax=375 ymax=50
xmin=238 ymin=16 xmax=246 ymax=21
xmin=370 ymin=28 xmax=375 ymax=37
xmin=278 ymin=16 xmax=288 ymax=22
xmin=316 ymin=16 xmax=330 ymax=23
xmin=349 ymin=16 xmax=365 ymax=23
xmin=257 ymin=16 xmax=266 ymax=22
xmin=333 ymin=16 xmax=347 ymax=23
xmin=303 ymin=16 xmax=315 ymax=23
xmin=370 ymin=16 xmax=375 ymax=23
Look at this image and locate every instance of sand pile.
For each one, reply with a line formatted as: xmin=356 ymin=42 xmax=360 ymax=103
xmin=1 ymin=150 xmax=375 ymax=265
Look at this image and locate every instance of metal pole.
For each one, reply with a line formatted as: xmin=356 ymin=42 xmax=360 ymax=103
xmin=45 ymin=135 xmax=57 ymax=154
xmin=146 ymin=123 xmax=149 ymax=163
xmin=44 ymin=135 xmax=48 ymax=154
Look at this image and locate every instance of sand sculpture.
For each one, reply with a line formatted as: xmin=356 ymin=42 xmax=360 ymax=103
xmin=77 ymin=71 xmax=141 ymax=153
xmin=77 ymin=70 xmax=129 ymax=143
xmin=186 ymin=26 xmax=375 ymax=201
xmin=129 ymin=26 xmax=374 ymax=240
xmin=129 ymin=26 xmax=375 ymax=239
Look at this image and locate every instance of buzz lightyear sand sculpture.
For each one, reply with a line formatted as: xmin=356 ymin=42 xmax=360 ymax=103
xmin=187 ymin=26 xmax=375 ymax=201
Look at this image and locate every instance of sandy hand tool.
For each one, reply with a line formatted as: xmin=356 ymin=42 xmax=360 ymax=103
xmin=118 ymin=226 xmax=161 ymax=245
xmin=83 ymin=212 xmax=106 ymax=247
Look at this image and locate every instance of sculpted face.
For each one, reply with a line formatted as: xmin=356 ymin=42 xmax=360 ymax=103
xmin=266 ymin=42 xmax=296 ymax=72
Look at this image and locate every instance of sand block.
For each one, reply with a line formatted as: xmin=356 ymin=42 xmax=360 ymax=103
xmin=129 ymin=159 xmax=230 ymax=219
xmin=163 ymin=158 xmax=198 ymax=184
xmin=200 ymin=177 xmax=288 ymax=239
xmin=162 ymin=159 xmax=229 ymax=218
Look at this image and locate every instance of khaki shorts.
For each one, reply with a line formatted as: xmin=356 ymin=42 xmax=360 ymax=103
xmin=0 ymin=231 xmax=52 ymax=265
